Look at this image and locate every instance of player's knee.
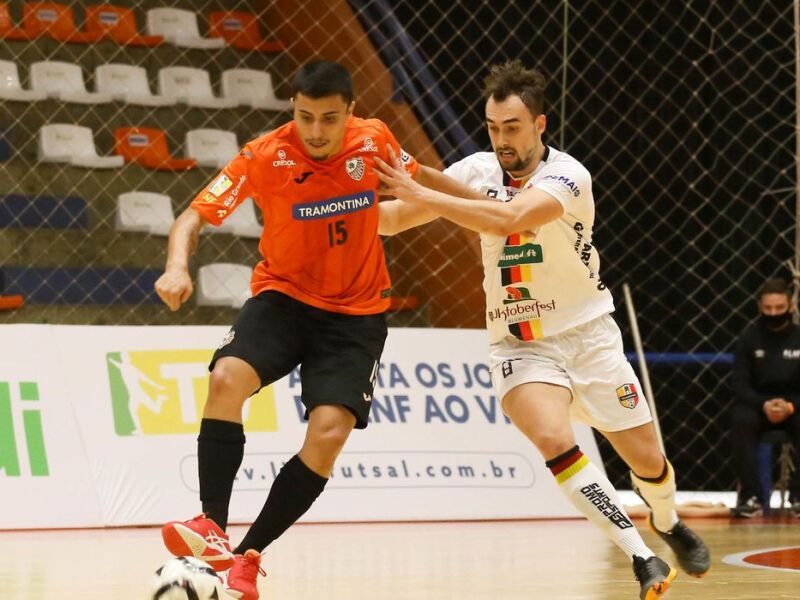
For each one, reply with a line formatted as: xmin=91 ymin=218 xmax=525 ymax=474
xmin=308 ymin=413 xmax=353 ymax=455
xmin=531 ymin=431 xmax=574 ymax=459
xmin=628 ymin=448 xmax=666 ymax=480
xmin=207 ymin=360 xmax=253 ymax=405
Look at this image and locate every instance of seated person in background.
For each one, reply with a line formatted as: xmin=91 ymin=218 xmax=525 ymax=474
xmin=731 ymin=277 xmax=800 ymax=517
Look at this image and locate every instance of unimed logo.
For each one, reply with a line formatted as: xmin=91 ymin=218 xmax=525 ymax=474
xmin=0 ymin=381 xmax=49 ymax=477
xmin=106 ymin=350 xmax=278 ymax=436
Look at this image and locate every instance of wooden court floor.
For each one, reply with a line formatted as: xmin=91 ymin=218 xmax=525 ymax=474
xmin=1 ymin=516 xmax=797 ymax=599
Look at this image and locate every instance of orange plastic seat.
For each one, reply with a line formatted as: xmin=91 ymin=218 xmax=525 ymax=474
xmin=0 ymin=2 xmax=34 ymax=40
xmin=0 ymin=295 xmax=24 ymax=310
xmin=208 ymin=11 xmax=283 ymax=53
xmin=22 ymin=2 xmax=102 ymax=43
xmin=85 ymin=4 xmax=163 ymax=47
xmin=114 ymin=127 xmax=197 ymax=171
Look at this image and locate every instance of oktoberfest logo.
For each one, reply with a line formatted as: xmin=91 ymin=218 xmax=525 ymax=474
xmin=616 ymin=383 xmax=639 ymax=409
xmin=346 ymin=157 xmax=366 ymax=181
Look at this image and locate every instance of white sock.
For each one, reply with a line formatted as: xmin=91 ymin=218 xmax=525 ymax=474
xmin=547 ymin=446 xmax=653 ymax=560
xmin=631 ymin=458 xmax=679 ymax=532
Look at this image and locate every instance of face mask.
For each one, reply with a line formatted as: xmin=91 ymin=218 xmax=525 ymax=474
xmin=760 ymin=312 xmax=792 ymax=329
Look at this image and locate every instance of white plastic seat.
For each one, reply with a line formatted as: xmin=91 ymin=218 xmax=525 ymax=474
xmin=207 ymin=197 xmax=262 ymax=238
xmin=0 ymin=60 xmax=47 ymax=102
xmin=221 ymin=69 xmax=291 ymax=111
xmin=185 ymin=128 xmax=239 ymax=168
xmin=196 ymin=263 xmax=253 ymax=308
xmin=95 ymin=64 xmax=174 ymax=107
xmin=115 ymin=191 xmax=175 ymax=235
xmin=146 ymin=8 xmax=225 ymax=49
xmin=30 ymin=61 xmax=112 ymax=104
xmin=158 ymin=67 xmax=237 ymax=109
xmin=38 ymin=124 xmax=124 ymax=168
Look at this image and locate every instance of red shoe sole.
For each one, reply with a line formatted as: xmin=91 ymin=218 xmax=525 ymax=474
xmin=161 ymin=522 xmax=234 ymax=572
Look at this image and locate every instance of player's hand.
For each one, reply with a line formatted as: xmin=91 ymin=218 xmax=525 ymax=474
xmin=155 ymin=268 xmax=193 ymax=311
xmin=374 ymin=145 xmax=424 ymax=201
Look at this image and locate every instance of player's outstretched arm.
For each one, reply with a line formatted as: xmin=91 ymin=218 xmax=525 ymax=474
xmin=377 ymin=160 xmax=484 ymax=236
xmin=375 ymin=150 xmax=563 ymax=236
xmin=155 ymin=207 xmax=204 ymax=311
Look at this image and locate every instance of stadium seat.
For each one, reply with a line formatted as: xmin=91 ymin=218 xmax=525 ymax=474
xmin=158 ymin=67 xmax=237 ymax=109
xmin=114 ymin=127 xmax=197 ymax=171
xmin=38 ymin=124 xmax=124 ymax=168
xmin=196 ymin=263 xmax=252 ymax=308
xmin=30 ymin=61 xmax=112 ymax=104
xmin=208 ymin=198 xmax=262 ymax=239
xmin=0 ymin=295 xmax=24 ymax=310
xmin=116 ymin=191 xmax=175 ymax=235
xmin=0 ymin=60 xmax=47 ymax=102
xmin=0 ymin=2 xmax=33 ymax=40
xmin=0 ymin=194 xmax=88 ymax=229
xmin=207 ymin=11 xmax=283 ymax=53
xmin=95 ymin=63 xmax=174 ymax=106
xmin=221 ymin=69 xmax=291 ymax=111
xmin=185 ymin=128 xmax=239 ymax=169
xmin=85 ymin=4 xmax=163 ymax=47
xmin=22 ymin=2 xmax=102 ymax=43
xmin=146 ymin=8 xmax=224 ymax=49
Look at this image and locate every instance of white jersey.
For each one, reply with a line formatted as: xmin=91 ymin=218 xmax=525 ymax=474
xmin=444 ymin=146 xmax=614 ymax=344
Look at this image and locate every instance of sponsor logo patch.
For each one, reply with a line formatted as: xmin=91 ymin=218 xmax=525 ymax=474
xmin=273 ymin=149 xmax=297 ymax=167
xmin=487 ymin=289 xmax=556 ymax=324
xmin=542 ymin=174 xmax=581 ymax=197
xmin=358 ymin=137 xmax=378 ymax=153
xmin=580 ymin=483 xmax=634 ymax=529
xmin=616 ymin=383 xmax=639 ymax=409
xmin=209 ymin=174 xmax=233 ymax=197
xmin=293 ymin=190 xmax=375 ymax=220
xmin=497 ymin=243 xmax=544 ymax=267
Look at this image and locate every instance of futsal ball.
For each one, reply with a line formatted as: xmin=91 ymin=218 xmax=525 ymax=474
xmin=149 ymin=556 xmax=223 ymax=600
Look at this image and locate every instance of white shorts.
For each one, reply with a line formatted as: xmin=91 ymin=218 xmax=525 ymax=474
xmin=489 ymin=313 xmax=653 ymax=432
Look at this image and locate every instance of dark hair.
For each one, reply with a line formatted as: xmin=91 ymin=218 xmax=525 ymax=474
xmin=483 ymin=60 xmax=546 ymax=117
xmin=292 ymin=60 xmax=354 ymax=104
xmin=759 ymin=277 xmax=792 ymax=300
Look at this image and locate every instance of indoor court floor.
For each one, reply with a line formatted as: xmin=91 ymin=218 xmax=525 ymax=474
xmin=2 ymin=516 xmax=797 ymax=599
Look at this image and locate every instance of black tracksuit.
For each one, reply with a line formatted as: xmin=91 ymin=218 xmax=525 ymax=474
xmin=731 ymin=321 xmax=800 ymax=500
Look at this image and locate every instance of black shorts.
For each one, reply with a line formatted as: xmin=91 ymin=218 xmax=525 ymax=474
xmin=210 ymin=291 xmax=387 ymax=429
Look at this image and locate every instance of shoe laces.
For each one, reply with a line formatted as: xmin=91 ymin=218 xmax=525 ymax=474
xmin=239 ymin=550 xmax=267 ymax=578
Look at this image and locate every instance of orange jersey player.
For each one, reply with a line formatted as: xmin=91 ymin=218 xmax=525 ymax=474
xmin=154 ymin=60 xmax=476 ymax=600
xmin=191 ymin=114 xmax=418 ymax=315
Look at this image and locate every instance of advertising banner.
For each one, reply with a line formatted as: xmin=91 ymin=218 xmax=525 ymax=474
xmin=0 ymin=325 xmax=603 ymax=528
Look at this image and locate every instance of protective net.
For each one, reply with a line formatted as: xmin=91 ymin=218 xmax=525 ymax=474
xmin=0 ymin=0 xmax=797 ymax=490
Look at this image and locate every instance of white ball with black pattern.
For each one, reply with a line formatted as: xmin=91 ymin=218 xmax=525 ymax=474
xmin=149 ymin=556 xmax=223 ymax=600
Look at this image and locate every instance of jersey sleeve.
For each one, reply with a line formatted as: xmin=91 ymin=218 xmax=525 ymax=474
xmin=190 ymin=145 xmax=261 ymax=227
xmin=442 ymin=157 xmax=470 ymax=182
xmin=381 ymin=123 xmax=419 ymax=179
xmin=529 ymin=161 xmax=592 ymax=214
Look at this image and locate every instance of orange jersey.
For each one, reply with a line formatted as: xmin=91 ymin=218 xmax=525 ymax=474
xmin=191 ymin=116 xmax=419 ymax=315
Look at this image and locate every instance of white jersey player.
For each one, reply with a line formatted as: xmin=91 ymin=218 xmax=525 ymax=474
xmin=376 ymin=60 xmax=709 ymax=600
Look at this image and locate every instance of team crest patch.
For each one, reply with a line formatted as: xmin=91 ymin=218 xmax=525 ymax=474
xmin=345 ymin=157 xmax=365 ymax=181
xmin=218 ymin=329 xmax=235 ymax=349
xmin=616 ymin=383 xmax=639 ymax=409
